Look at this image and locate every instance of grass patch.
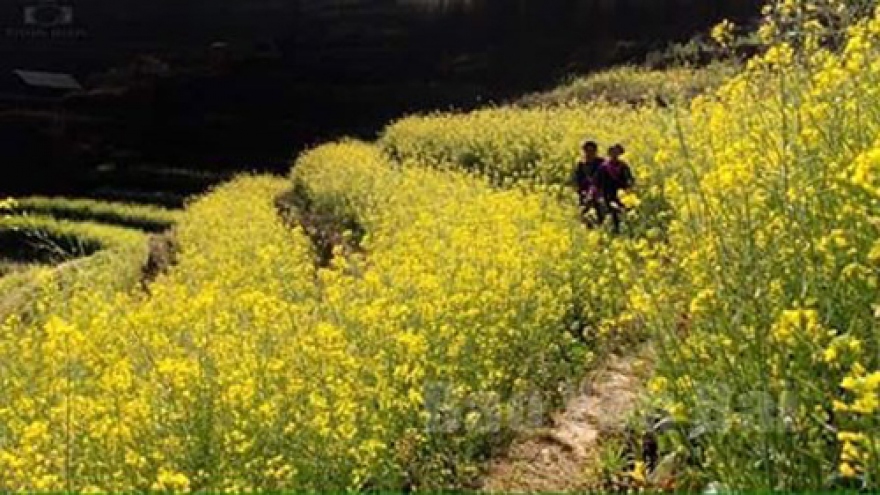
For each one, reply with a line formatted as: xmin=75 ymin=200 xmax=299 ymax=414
xmin=517 ymin=63 xmax=736 ymax=107
xmin=0 ymin=214 xmax=149 ymax=320
xmin=10 ymin=196 xmax=180 ymax=232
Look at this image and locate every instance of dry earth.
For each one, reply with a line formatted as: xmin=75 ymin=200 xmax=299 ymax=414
xmin=482 ymin=348 xmax=653 ymax=492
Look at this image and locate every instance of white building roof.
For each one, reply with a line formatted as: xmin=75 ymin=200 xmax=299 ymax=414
xmin=13 ymin=69 xmax=82 ymax=90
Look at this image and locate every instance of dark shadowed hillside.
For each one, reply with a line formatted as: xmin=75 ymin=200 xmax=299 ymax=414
xmin=0 ymin=0 xmax=762 ymax=196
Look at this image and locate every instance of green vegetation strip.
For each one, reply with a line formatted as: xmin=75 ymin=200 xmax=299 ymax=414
xmin=0 ymin=214 xmax=149 ymax=320
xmin=517 ymin=63 xmax=735 ymax=107
xmin=10 ymin=196 xmax=180 ymax=232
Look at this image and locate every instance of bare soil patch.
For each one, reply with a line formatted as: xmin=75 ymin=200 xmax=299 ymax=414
xmin=482 ymin=348 xmax=653 ymax=492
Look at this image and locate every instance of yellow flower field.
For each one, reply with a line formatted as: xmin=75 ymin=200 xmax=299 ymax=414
xmin=373 ymin=1 xmax=879 ymax=489
xmin=640 ymin=3 xmax=880 ymax=487
xmin=1 ymin=0 xmax=879 ymax=491
xmin=0 ymin=158 xmax=637 ymax=490
xmin=0 ymin=178 xmax=320 ymax=491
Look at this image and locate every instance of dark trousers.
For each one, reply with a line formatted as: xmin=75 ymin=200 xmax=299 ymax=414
xmin=603 ymin=193 xmax=625 ymax=233
xmin=579 ymin=191 xmax=602 ymax=226
xmin=580 ymin=190 xmax=626 ymax=233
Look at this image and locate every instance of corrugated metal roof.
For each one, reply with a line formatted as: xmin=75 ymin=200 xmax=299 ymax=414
xmin=13 ymin=70 xmax=82 ymax=90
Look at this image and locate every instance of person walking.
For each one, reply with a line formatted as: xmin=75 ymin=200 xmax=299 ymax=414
xmin=572 ymin=140 xmax=605 ymax=225
xmin=596 ymin=144 xmax=635 ymax=233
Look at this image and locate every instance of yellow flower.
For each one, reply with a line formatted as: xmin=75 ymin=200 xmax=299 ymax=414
xmin=838 ymin=431 xmax=867 ymax=443
xmin=824 ymin=346 xmax=839 ymax=363
xmin=648 ymin=376 xmax=669 ymax=394
xmin=869 ymin=240 xmax=880 ymax=266
xmin=840 ymin=462 xmax=858 ymax=478
xmin=153 ymin=468 xmax=191 ymax=492
xmin=631 ymin=460 xmax=647 ymax=484
xmin=711 ymin=19 xmax=737 ymax=47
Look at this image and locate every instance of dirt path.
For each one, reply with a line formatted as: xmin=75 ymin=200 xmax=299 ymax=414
xmin=482 ymin=349 xmax=652 ymax=492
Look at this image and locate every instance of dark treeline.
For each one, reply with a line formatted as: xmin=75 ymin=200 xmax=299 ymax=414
xmin=0 ymin=0 xmax=763 ymax=196
xmin=289 ymin=0 xmax=762 ymax=84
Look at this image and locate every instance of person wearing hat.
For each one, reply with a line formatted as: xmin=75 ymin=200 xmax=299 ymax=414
xmin=596 ymin=144 xmax=635 ymax=233
xmin=572 ymin=140 xmax=605 ymax=225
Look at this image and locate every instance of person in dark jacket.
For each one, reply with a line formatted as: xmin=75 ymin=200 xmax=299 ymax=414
xmin=572 ymin=140 xmax=605 ymax=224
xmin=596 ymin=144 xmax=635 ymax=233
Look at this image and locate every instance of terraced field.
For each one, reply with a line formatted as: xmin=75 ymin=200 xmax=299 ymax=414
xmin=0 ymin=166 xmax=214 ymax=323
xmin=2 ymin=2 xmax=880 ymax=492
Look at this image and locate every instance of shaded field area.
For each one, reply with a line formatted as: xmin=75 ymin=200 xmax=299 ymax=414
xmin=0 ymin=0 xmax=760 ymax=196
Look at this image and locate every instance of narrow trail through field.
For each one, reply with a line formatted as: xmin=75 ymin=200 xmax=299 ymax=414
xmin=482 ymin=348 xmax=653 ymax=492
